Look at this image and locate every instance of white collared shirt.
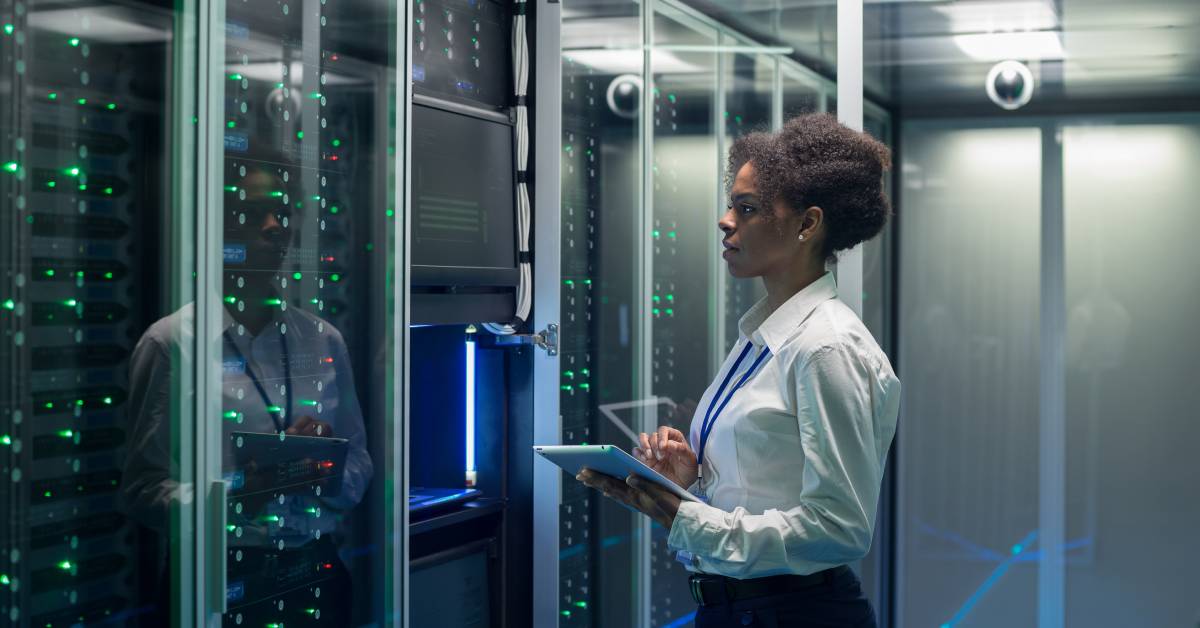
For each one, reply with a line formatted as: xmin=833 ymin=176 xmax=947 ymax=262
xmin=667 ymin=272 xmax=901 ymax=578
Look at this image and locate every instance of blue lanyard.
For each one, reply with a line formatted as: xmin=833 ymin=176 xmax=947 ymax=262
xmin=223 ymin=328 xmax=292 ymax=432
xmin=696 ymin=341 xmax=772 ymax=484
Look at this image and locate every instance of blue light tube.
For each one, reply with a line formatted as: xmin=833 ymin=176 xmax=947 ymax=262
xmin=465 ymin=337 xmax=476 ymax=485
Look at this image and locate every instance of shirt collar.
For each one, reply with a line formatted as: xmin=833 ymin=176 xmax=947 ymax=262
xmin=737 ymin=271 xmax=839 ymax=354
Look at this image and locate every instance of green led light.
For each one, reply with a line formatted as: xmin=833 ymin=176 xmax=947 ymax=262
xmin=262 ymin=515 xmax=280 ymax=522
xmin=104 ymin=187 xmax=113 ymax=195
xmin=652 ymin=229 xmax=661 ymax=238
xmin=299 ymin=399 xmax=317 ymax=406
xmin=306 ymin=608 xmax=318 ymax=615
xmin=3 ymin=24 xmax=13 ymax=35
xmin=309 ymin=92 xmax=322 ymax=99
xmin=564 ymin=279 xmax=574 ymax=286
xmin=58 ymin=430 xmax=74 ymax=438
xmin=63 ymin=298 xmax=77 ymax=307
xmin=561 ymin=610 xmax=571 ymax=617
xmin=24 ymin=215 xmax=32 ymax=224
xmin=269 ymin=190 xmax=284 ymax=197
xmin=1 ymin=435 xmax=11 ymax=445
xmin=306 ymin=507 xmax=319 ymax=514
xmin=666 ymin=294 xmax=674 ymax=302
xmin=0 ymin=573 xmax=9 ymax=584
xmin=103 ymin=396 xmax=113 ymax=405
xmin=579 ymin=383 xmax=590 ymax=391
xmin=264 ymin=298 xmax=283 ymax=306
xmin=268 ymin=624 xmax=284 ymax=628
xmin=69 ymin=37 xmax=80 ymax=47
xmin=560 ymin=385 xmax=573 ymax=391
xmin=223 ymin=410 xmax=240 ymax=420
xmin=665 ymin=308 xmax=674 ymax=316
xmin=652 ymin=308 xmax=661 ymax=316
xmin=330 ymin=273 xmax=341 ymax=282
xmin=227 ymin=120 xmax=236 ymax=128
xmin=329 ymin=206 xmax=339 ymax=214
xmin=3 ymin=161 xmax=17 ymax=173
xmin=365 ymin=243 xmax=373 ymax=251
xmin=1 ymin=299 xmax=13 ymax=312
xmin=668 ymin=93 xmax=676 ymax=103
xmin=574 ymin=601 xmax=588 ymax=608
xmin=310 ymin=298 xmax=319 ymax=305
xmin=64 ymin=166 xmax=81 ymax=176
xmin=44 ymin=402 xmax=54 ymax=409
xmin=104 ymin=271 xmax=114 ymax=279
xmin=77 ymin=98 xmax=87 ymax=105
xmin=106 ymin=103 xmax=116 ymax=110
xmin=57 ymin=560 xmax=72 ymax=571
xmin=78 ymin=184 xmax=87 ymax=191
xmin=75 ymin=399 xmax=84 ymax=406
xmin=384 ymin=208 xmax=394 ymax=217
xmin=584 ymin=279 xmax=592 ymax=285
xmin=47 ymin=181 xmax=56 ymax=188
xmin=652 ymin=295 xmax=660 ymax=303
xmin=275 ymin=82 xmax=285 ymax=88
xmin=296 ymin=131 xmax=304 ymax=139
xmin=580 ymin=368 xmax=590 ymax=376
xmin=563 ymin=370 xmax=574 ymax=379
xmin=48 ymin=92 xmax=57 ymax=100
xmin=293 ymin=272 xmax=302 ymax=280
xmin=226 ymin=524 xmax=236 ymax=532
xmin=331 ymin=139 xmax=341 ymax=147
xmin=44 ymin=269 xmax=55 ymax=277
xmin=224 ymin=185 xmax=238 ymax=192
xmin=266 ymin=405 xmax=283 ymax=413
xmin=667 ymin=231 xmax=677 ymax=239
xmin=75 ymin=271 xmax=84 ymax=278
xmin=228 ymin=73 xmax=243 ymax=80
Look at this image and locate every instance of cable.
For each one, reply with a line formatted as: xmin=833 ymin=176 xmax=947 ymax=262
xmin=484 ymin=0 xmax=531 ymax=336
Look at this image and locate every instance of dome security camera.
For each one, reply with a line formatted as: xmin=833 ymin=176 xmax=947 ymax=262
xmin=986 ymin=60 xmax=1035 ymax=111
xmin=606 ymin=74 xmax=643 ymax=119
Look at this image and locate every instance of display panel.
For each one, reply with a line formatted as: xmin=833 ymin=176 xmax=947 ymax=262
xmin=0 ymin=3 xmax=186 ymax=626
xmin=213 ymin=0 xmax=398 ymax=624
xmin=410 ymin=104 xmax=516 ymax=285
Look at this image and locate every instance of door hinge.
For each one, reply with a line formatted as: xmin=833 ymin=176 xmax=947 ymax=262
xmin=533 ymin=323 xmax=558 ymax=356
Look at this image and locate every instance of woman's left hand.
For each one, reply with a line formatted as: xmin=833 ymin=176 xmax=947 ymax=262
xmin=576 ymin=468 xmax=682 ymax=529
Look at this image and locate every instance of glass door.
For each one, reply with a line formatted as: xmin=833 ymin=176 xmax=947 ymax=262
xmin=205 ymin=0 xmax=402 ymax=624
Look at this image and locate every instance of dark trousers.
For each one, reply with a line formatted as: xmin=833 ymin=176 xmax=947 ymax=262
xmin=694 ymin=567 xmax=877 ymax=628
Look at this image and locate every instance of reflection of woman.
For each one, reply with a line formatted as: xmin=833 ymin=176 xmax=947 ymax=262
xmin=119 ymin=162 xmax=371 ymax=625
xmin=578 ymin=114 xmax=901 ymax=627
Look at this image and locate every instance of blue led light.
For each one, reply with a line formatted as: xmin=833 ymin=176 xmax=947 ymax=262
xmin=465 ymin=335 xmax=476 ymax=481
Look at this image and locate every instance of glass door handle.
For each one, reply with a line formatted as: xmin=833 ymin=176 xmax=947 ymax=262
xmin=211 ymin=479 xmax=229 ymax=614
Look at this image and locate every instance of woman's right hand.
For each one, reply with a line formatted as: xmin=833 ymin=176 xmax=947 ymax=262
xmin=633 ymin=426 xmax=697 ymax=489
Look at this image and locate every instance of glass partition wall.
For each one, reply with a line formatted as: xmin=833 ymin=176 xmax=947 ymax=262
xmin=556 ymin=1 xmax=893 ymax=626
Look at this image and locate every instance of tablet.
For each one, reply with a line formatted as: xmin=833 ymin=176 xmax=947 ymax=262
xmin=533 ymin=444 xmax=700 ymax=503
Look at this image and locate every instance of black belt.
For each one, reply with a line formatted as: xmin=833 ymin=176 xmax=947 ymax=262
xmin=688 ymin=565 xmax=848 ymax=606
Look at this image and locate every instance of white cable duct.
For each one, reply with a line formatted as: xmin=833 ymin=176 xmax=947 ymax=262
xmin=485 ymin=0 xmax=531 ymax=335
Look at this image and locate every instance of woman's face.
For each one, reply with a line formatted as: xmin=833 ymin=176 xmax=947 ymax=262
xmin=718 ymin=162 xmax=804 ymax=279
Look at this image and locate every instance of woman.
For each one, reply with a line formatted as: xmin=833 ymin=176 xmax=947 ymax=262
xmin=577 ymin=113 xmax=901 ymax=627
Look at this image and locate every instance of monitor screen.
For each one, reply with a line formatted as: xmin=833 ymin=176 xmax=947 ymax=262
xmin=410 ymin=545 xmax=493 ymax=627
xmin=411 ymin=104 xmax=517 ymax=287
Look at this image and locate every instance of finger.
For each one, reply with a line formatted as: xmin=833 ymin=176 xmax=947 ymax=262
xmin=638 ymin=432 xmax=653 ymax=461
xmin=657 ymin=426 xmax=675 ymax=459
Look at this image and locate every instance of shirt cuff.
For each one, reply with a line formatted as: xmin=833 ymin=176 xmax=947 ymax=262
xmin=668 ymin=499 xmax=717 ymax=555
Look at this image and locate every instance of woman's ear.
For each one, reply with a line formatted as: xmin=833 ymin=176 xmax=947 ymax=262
xmin=799 ymin=206 xmax=824 ymax=241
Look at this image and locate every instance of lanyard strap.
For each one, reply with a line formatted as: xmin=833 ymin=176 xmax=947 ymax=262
xmin=696 ymin=342 xmax=772 ymax=476
xmin=224 ymin=329 xmax=292 ymax=432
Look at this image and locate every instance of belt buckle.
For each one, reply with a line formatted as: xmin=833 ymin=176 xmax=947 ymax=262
xmin=689 ymin=576 xmax=706 ymax=606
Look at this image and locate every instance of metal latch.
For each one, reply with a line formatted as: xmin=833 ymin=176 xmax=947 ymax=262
xmin=490 ymin=322 xmax=558 ymax=355
xmin=533 ymin=323 xmax=558 ymax=356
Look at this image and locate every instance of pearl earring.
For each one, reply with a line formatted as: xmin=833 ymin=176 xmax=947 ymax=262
xmin=797 ymin=233 xmax=805 ymax=241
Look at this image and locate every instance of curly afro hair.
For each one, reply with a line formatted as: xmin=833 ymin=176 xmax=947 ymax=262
xmin=728 ymin=113 xmax=892 ymax=261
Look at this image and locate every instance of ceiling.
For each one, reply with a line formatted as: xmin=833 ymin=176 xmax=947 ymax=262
xmin=693 ymin=0 xmax=1200 ymax=114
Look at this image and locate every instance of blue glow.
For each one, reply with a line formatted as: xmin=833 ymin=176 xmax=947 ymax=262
xmin=662 ymin=611 xmax=696 ymax=628
xmin=942 ymin=530 xmax=1038 ymax=627
xmin=465 ymin=338 xmax=476 ymax=474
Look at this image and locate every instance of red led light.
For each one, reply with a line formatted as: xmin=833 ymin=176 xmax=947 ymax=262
xmin=320 ymin=255 xmax=336 ymax=262
xmin=329 ymin=155 xmax=339 ymax=161
xmin=318 ymin=460 xmax=335 ymax=470
xmin=330 ymin=54 xmax=339 ymax=61
xmin=322 ymin=357 xmax=334 ymax=364
xmin=323 ymin=562 xmax=333 ymax=570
